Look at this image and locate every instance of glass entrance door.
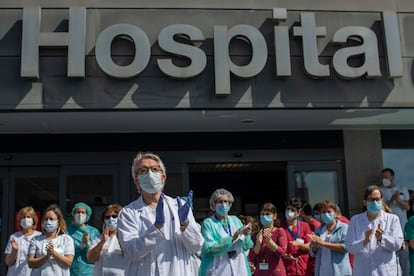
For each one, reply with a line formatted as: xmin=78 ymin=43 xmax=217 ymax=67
xmin=1 ymin=167 xmax=59 ymax=276
xmin=61 ymin=165 xmax=119 ymax=229
xmin=287 ymin=161 xmax=347 ymax=216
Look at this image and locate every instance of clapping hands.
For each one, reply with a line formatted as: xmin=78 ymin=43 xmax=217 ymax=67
xmin=177 ymin=190 xmax=193 ymax=226
xmin=155 ymin=193 xmax=165 ymax=229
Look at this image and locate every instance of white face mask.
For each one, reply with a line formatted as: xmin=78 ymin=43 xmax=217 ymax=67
xmin=382 ymin=178 xmax=391 ymax=187
xmin=138 ymin=171 xmax=164 ymax=193
xmin=20 ymin=217 xmax=34 ymax=229
xmin=285 ymin=210 xmax=297 ymax=221
xmin=74 ymin=213 xmax=87 ymax=225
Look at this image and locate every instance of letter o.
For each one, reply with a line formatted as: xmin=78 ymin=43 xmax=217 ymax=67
xmin=95 ymin=24 xmax=150 ymax=78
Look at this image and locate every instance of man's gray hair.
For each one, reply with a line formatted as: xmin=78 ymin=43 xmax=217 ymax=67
xmin=131 ymin=152 xmax=166 ymax=180
xmin=209 ymin=188 xmax=234 ymax=211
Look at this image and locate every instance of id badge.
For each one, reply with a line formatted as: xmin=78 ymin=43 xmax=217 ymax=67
xmin=296 ymin=238 xmax=304 ymax=244
xmin=259 ymin=262 xmax=269 ymax=270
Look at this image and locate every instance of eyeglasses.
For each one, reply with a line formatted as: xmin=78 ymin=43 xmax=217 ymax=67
xmin=104 ymin=215 xmax=118 ymax=219
xmin=136 ymin=165 xmax=162 ymax=175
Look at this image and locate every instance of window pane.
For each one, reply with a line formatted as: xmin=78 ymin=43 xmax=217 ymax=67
xmin=383 ymin=149 xmax=414 ymax=191
xmin=294 ymin=170 xmax=338 ymax=205
xmin=15 ymin=176 xmax=58 ymax=232
xmin=66 ymin=175 xmax=113 ymax=229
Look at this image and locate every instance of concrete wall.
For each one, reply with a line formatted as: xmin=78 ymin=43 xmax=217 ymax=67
xmin=343 ymin=129 xmax=383 ymax=215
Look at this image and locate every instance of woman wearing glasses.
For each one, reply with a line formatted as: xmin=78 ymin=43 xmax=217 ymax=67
xmin=87 ymin=204 xmax=127 ymax=275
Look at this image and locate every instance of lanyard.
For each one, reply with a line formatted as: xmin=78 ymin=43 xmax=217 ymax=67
xmin=221 ymin=219 xmax=232 ymax=236
xmin=287 ymin=220 xmax=300 ymax=240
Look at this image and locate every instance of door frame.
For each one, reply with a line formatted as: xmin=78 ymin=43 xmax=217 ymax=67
xmin=0 ymin=169 xmax=9 ymax=276
xmin=287 ymin=160 xmax=347 ymax=215
xmin=60 ymin=165 xmax=120 ymax=216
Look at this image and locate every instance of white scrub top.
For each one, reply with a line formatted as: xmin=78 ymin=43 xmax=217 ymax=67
xmin=90 ymin=234 xmax=128 ymax=275
xmin=28 ymin=234 xmax=75 ymax=276
xmin=4 ymin=230 xmax=42 ymax=276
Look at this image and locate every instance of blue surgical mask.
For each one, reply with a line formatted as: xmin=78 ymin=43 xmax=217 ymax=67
xmin=367 ymin=200 xmax=382 ymax=215
xmin=44 ymin=219 xmax=58 ymax=233
xmin=260 ymin=215 xmax=273 ymax=227
xmin=215 ymin=203 xmax=230 ymax=217
xmin=314 ymin=214 xmax=322 ymax=223
xmin=321 ymin=213 xmax=335 ymax=225
xmin=138 ymin=171 xmax=164 ymax=193
xmin=104 ymin=217 xmax=118 ymax=230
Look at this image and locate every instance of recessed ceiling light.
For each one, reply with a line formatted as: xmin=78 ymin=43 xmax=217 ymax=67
xmin=240 ymin=118 xmax=255 ymax=123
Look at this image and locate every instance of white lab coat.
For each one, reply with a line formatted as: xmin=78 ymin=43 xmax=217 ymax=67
xmin=117 ymin=195 xmax=204 ymax=276
xmin=345 ymin=210 xmax=403 ymax=276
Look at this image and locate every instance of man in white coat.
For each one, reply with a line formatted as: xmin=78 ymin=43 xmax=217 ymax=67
xmin=118 ymin=152 xmax=204 ymax=276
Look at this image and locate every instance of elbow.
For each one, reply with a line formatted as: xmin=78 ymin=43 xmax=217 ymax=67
xmin=86 ymin=254 xmax=97 ymax=264
xmin=5 ymin=259 xmax=13 ymax=267
xmin=28 ymin=260 xmax=36 ymax=268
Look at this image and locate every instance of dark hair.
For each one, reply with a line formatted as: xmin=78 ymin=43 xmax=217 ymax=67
xmin=381 ymin=168 xmax=395 ymax=176
xmin=100 ymin=204 xmax=123 ymax=222
xmin=301 ymin=202 xmax=313 ymax=216
xmin=261 ymin=203 xmax=277 ymax=214
xmin=321 ymin=200 xmax=337 ymax=213
xmin=313 ymin=202 xmax=323 ymax=213
xmin=363 ymin=185 xmax=383 ymax=200
xmin=286 ymin=198 xmax=303 ymax=211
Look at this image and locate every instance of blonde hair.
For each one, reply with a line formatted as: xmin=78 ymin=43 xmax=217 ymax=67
xmin=17 ymin=206 xmax=38 ymax=230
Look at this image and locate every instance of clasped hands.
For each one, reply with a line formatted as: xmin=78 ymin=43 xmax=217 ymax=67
xmin=155 ymin=190 xmax=193 ymax=231
xmin=364 ymin=223 xmax=384 ymax=245
xmin=79 ymin=231 xmax=90 ymax=249
xmin=255 ymin=228 xmax=274 ymax=247
xmin=45 ymin=242 xmax=55 ymax=258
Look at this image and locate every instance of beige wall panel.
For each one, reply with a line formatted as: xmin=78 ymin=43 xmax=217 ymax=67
xmin=397 ymin=0 xmax=414 ymax=12
xmin=400 ymin=14 xmax=414 ymax=57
